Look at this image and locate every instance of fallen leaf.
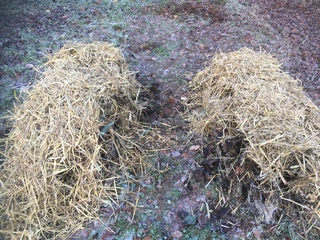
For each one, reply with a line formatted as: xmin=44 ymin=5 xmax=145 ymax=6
xmin=182 ymin=152 xmax=191 ymax=159
xmin=25 ymin=64 xmax=34 ymax=69
xmin=145 ymin=177 xmax=151 ymax=185
xmin=252 ymin=227 xmax=261 ymax=240
xmin=189 ymin=145 xmax=200 ymax=151
xmin=244 ymin=34 xmax=253 ymax=43
xmin=196 ymin=195 xmax=206 ymax=202
xmin=171 ymin=150 xmax=181 ymax=158
xmin=171 ymin=230 xmax=183 ymax=239
xmin=168 ymin=97 xmax=175 ymax=103
xmin=235 ymin=166 xmax=243 ymax=175
xmin=180 ymin=174 xmax=189 ymax=183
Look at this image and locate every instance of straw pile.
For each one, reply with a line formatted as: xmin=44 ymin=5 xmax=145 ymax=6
xmin=0 ymin=42 xmax=147 ymax=239
xmin=187 ymin=48 xmax=320 ymax=220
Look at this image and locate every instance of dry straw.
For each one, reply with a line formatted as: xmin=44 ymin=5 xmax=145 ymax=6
xmin=0 ymin=42 xmax=147 ymax=239
xmin=187 ymin=48 xmax=320 ymax=223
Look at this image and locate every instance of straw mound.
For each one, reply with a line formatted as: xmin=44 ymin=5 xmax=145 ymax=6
xmin=187 ymin=48 xmax=320 ymax=219
xmin=0 ymin=42 xmax=146 ymax=239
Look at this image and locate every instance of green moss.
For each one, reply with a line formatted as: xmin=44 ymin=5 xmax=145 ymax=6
xmin=181 ymin=225 xmax=226 ymax=240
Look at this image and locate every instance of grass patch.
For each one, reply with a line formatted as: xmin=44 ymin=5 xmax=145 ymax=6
xmin=114 ymin=219 xmax=137 ymax=239
xmin=153 ymin=45 xmax=172 ymax=58
xmin=182 ymin=225 xmax=225 ymax=240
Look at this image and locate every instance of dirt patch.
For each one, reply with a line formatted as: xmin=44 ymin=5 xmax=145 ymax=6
xmin=146 ymin=0 xmax=227 ymax=22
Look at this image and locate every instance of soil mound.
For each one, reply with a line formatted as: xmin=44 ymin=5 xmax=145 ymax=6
xmin=0 ymin=42 xmax=147 ymax=239
xmin=187 ymin=48 xmax=320 ymax=225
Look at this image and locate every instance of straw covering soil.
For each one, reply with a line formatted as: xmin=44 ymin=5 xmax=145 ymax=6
xmin=0 ymin=42 xmax=146 ymax=239
xmin=187 ymin=48 xmax=320 ymax=226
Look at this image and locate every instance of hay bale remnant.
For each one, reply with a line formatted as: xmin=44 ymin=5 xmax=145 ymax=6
xmin=187 ymin=48 xmax=320 ymax=223
xmin=0 ymin=42 xmax=147 ymax=239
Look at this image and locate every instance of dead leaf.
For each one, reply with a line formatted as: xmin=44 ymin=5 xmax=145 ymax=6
xmin=244 ymin=34 xmax=253 ymax=43
xmin=171 ymin=150 xmax=181 ymax=158
xmin=252 ymin=227 xmax=262 ymax=240
xmin=168 ymin=97 xmax=175 ymax=103
xmin=171 ymin=230 xmax=183 ymax=239
xmin=25 ymin=64 xmax=34 ymax=69
xmin=182 ymin=152 xmax=191 ymax=159
xmin=235 ymin=166 xmax=243 ymax=176
xmin=189 ymin=145 xmax=200 ymax=151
